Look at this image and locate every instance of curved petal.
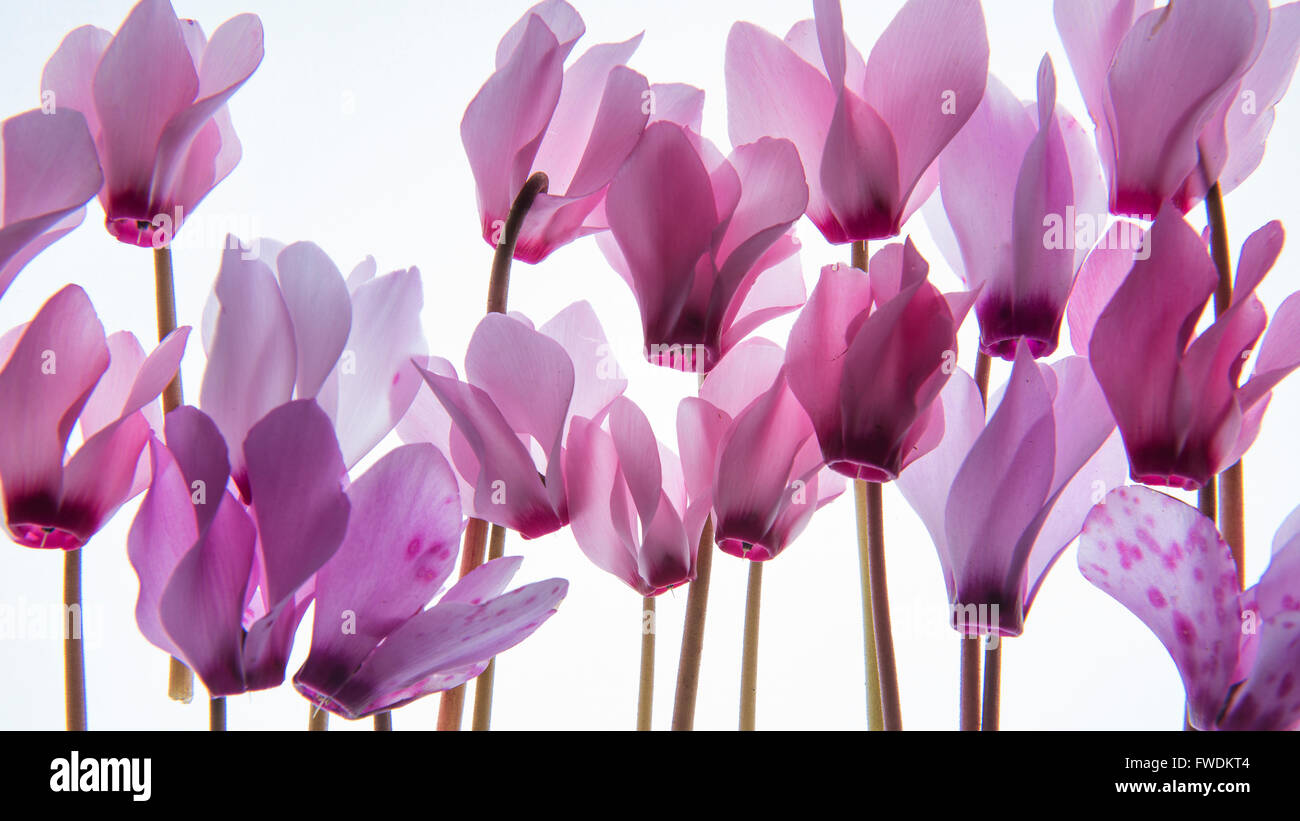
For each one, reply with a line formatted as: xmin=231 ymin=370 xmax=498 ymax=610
xmin=273 ymin=242 xmax=352 ymax=400
xmin=243 ymin=400 xmax=350 ymax=607
xmin=1078 ymin=486 xmax=1243 ymax=729
xmin=300 ymin=444 xmax=462 ymax=693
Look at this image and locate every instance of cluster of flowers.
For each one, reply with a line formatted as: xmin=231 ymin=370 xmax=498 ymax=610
xmin=2 ymin=0 xmax=1300 ymax=730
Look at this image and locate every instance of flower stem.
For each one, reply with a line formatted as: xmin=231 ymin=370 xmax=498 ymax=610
xmin=981 ymin=637 xmax=1001 ymax=731
xmin=470 ymin=523 xmax=508 ymax=731
xmin=1203 ymin=182 xmax=1245 ymax=588
xmin=434 ymin=173 xmax=549 ymax=732
xmin=63 ymin=548 xmax=86 ymax=731
xmin=637 ymin=596 xmax=655 ymax=731
xmin=308 ymin=705 xmax=328 ymax=731
xmin=959 ymin=636 xmax=980 ymax=731
xmin=739 ymin=561 xmax=763 ymax=731
xmin=374 ymin=712 xmax=392 ymax=731
xmin=854 ymin=480 xmax=884 ymax=730
xmin=209 ymin=697 xmax=225 ymax=731
xmin=849 ymin=239 xmax=887 ymax=731
xmin=968 ymin=351 xmax=996 ymax=731
xmin=865 ymin=480 xmax=902 ymax=730
xmin=154 ymin=245 xmax=194 ymax=704
xmin=485 ymin=172 xmax=549 ymax=315
xmin=671 ymin=516 xmax=714 ymax=730
xmin=436 ymin=516 xmax=490 ymax=731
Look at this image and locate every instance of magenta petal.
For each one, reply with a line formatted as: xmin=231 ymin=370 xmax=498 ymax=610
xmin=714 ymin=369 xmax=815 ymax=559
xmin=726 ymin=21 xmax=837 ymax=240
xmin=862 ymin=0 xmax=990 ymax=220
xmin=675 ymin=397 xmax=730 ymax=513
xmin=300 ymin=444 xmax=462 ymax=693
xmin=443 ymin=556 xmax=524 ymax=606
xmin=1090 ymin=205 xmax=1218 ymax=487
xmin=77 ymin=333 xmax=145 ymax=440
xmin=418 ymin=367 xmax=561 ymax=538
xmin=199 ymin=244 xmax=296 ymax=492
xmin=0 ymin=285 xmax=109 ymax=548
xmin=1219 ymin=535 xmax=1300 ymax=730
xmin=785 ymin=264 xmax=873 ymax=462
xmin=127 ymin=438 xmax=195 ymax=660
xmin=1066 ymin=221 xmax=1143 ymax=354
xmin=326 ymin=578 xmax=569 ymax=719
xmin=533 ymin=36 xmax=645 ymax=197
xmin=564 ymin=417 xmax=645 ymax=591
xmin=243 ymin=400 xmax=349 ymax=607
xmin=1078 ymin=486 xmax=1243 ymax=729
xmin=158 ymin=488 xmax=257 ymax=697
xmin=0 ymin=109 xmax=103 ymax=298
xmin=605 ymin=121 xmax=718 ymax=353
xmin=325 ymin=267 xmax=425 ymax=468
xmin=40 ymin=25 xmax=113 ymax=139
xmin=273 ymin=242 xmax=352 ymax=399
xmin=495 ymin=0 xmax=584 ymax=66
xmin=938 ymin=74 xmax=1038 ymax=293
xmin=714 ymin=138 xmax=808 ymax=290
xmin=896 ymin=368 xmax=985 ymax=596
xmin=462 ymin=13 xmax=564 ymax=247
xmin=538 ymin=300 xmax=625 ymax=426
xmin=161 ymin=406 xmax=230 ymax=535
xmin=1105 ymin=0 xmax=1261 ymax=215
xmin=149 ymin=14 xmax=263 ymax=213
xmin=944 ymin=345 xmax=1056 ymax=634
xmin=1240 ymin=291 xmax=1300 ymax=413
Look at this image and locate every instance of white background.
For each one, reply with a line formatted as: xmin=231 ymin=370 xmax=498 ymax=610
xmin=1 ymin=0 xmax=1298 ymax=730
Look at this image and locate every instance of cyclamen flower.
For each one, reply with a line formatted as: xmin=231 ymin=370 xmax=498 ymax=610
xmin=1055 ymin=0 xmax=1300 ymax=216
xmin=463 ymin=0 xmax=659 ymax=263
xmin=411 ymin=302 xmax=625 ymax=538
xmin=199 ymin=238 xmax=426 ymax=497
xmin=679 ymin=339 xmax=844 ymax=561
xmin=1080 ymin=486 xmax=1300 ymax=730
xmin=130 ymin=402 xmax=351 ymax=695
xmin=295 ymin=443 xmax=567 ymax=720
xmin=925 ymin=55 xmax=1106 ymax=359
xmin=0 ymin=109 xmax=103 ymax=299
xmin=1070 ymin=205 xmax=1300 ymax=490
xmin=726 ymin=0 xmax=989 ymax=243
xmin=598 ymin=121 xmax=808 ymax=372
xmin=41 ymin=0 xmax=264 ymax=246
xmin=896 ymin=343 xmax=1127 ymax=636
xmin=564 ymin=397 xmax=700 ymax=595
xmin=0 ymin=284 xmax=186 ymax=549
xmin=785 ymin=240 xmax=974 ymax=482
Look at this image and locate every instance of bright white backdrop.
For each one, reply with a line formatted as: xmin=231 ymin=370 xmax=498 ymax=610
xmin=1 ymin=0 xmax=1298 ymax=730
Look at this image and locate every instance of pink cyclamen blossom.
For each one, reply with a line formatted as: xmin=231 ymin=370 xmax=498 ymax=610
xmin=0 ymin=285 xmax=186 ymax=549
xmin=1055 ymin=0 xmax=1300 ymax=217
xmin=410 ymin=302 xmax=625 ymax=538
xmin=130 ymin=401 xmax=350 ymax=695
xmin=1080 ymin=485 xmax=1300 ymax=730
xmin=897 ymin=342 xmax=1127 ymax=636
xmin=926 ymin=55 xmax=1106 ymax=360
xmin=1072 ymin=204 xmax=1300 ymax=491
xmin=679 ymin=339 xmax=845 ymax=562
xmin=41 ymin=0 xmax=263 ymax=247
xmin=294 ymin=443 xmax=567 ymax=719
xmin=463 ymin=0 xmax=663 ymax=263
xmin=0 ymin=109 xmax=103 ymax=299
xmin=199 ymin=237 xmax=426 ymax=498
xmin=785 ymin=240 xmax=974 ymax=483
xmin=564 ymin=397 xmax=700 ymax=595
xmin=598 ymin=120 xmax=808 ymax=373
xmin=726 ymin=0 xmax=989 ymax=243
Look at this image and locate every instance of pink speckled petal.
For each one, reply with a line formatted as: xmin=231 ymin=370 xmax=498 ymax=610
xmin=1078 ymin=486 xmax=1243 ymax=729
